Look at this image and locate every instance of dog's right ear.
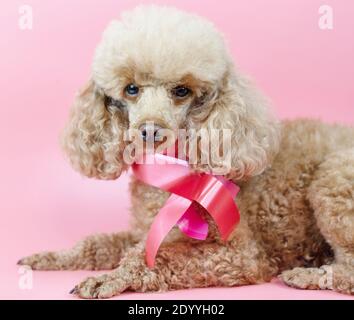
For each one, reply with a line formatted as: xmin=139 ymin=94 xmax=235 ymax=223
xmin=61 ymin=79 xmax=127 ymax=180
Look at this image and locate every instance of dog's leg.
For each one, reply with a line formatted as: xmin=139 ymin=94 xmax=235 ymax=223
xmin=281 ymin=149 xmax=354 ymax=295
xmin=18 ymin=232 xmax=140 ymax=270
xmin=71 ymin=222 xmax=277 ymax=299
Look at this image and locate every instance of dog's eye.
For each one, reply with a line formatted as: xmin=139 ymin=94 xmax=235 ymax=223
xmin=125 ymin=84 xmax=139 ymax=96
xmin=172 ymin=86 xmax=191 ymax=98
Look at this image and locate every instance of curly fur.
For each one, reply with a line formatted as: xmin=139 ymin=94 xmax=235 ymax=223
xmin=20 ymin=5 xmax=354 ymax=298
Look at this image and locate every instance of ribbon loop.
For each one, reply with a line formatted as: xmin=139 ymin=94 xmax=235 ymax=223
xmin=132 ymin=153 xmax=240 ymax=267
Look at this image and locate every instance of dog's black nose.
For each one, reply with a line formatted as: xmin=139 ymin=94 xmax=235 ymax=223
xmin=139 ymin=124 xmax=163 ymax=142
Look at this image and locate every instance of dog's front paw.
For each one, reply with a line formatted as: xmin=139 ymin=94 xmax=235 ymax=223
xmin=71 ymin=274 xmax=129 ymax=299
xmin=17 ymin=252 xmax=60 ymax=270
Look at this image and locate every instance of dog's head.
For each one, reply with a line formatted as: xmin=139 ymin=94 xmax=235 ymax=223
xmin=62 ymin=5 xmax=280 ymax=180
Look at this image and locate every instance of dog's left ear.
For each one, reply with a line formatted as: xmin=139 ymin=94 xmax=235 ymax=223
xmin=192 ymin=68 xmax=280 ymax=180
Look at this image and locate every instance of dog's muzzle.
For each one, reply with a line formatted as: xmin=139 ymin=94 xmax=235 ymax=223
xmin=139 ymin=123 xmax=165 ymax=142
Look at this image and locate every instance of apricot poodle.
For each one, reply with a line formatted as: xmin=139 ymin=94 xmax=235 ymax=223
xmin=19 ymin=5 xmax=354 ymax=298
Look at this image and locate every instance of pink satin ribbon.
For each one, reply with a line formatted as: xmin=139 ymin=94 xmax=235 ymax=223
xmin=132 ymin=153 xmax=240 ymax=268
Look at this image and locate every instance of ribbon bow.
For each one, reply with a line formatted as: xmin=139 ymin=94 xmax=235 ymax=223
xmin=132 ymin=153 xmax=240 ymax=268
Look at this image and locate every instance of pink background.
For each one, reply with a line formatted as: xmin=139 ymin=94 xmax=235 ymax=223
xmin=0 ymin=0 xmax=353 ymax=300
